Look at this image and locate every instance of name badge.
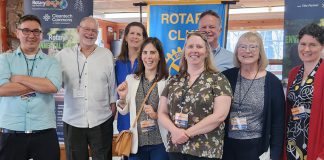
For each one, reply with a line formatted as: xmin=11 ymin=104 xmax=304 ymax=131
xmin=140 ymin=119 xmax=156 ymax=133
xmin=73 ymin=88 xmax=85 ymax=98
xmin=230 ymin=117 xmax=248 ymax=131
xmin=21 ymin=92 xmax=36 ymax=100
xmin=291 ymin=106 xmax=306 ymax=120
xmin=174 ymin=112 xmax=189 ymax=128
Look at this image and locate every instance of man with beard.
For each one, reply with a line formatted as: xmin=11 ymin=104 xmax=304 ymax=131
xmin=198 ymin=10 xmax=234 ymax=72
xmin=0 ymin=14 xmax=62 ymax=160
xmin=56 ymin=16 xmax=117 ymax=160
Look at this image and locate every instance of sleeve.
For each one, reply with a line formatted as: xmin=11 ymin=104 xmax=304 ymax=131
xmin=0 ymin=54 xmax=10 ymax=86
xmin=269 ymin=74 xmax=285 ymax=160
xmin=45 ymin=57 xmax=62 ymax=91
xmin=161 ymin=78 xmax=170 ymax=98
xmin=116 ymin=75 xmax=132 ymax=115
xmin=212 ymin=73 xmax=233 ymax=98
xmin=108 ymin=53 xmax=117 ymax=104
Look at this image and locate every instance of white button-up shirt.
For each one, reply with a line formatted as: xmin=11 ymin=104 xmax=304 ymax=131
xmin=56 ymin=45 xmax=117 ymax=128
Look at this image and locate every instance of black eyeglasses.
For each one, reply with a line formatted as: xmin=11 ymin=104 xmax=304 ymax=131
xmin=17 ymin=28 xmax=42 ymax=36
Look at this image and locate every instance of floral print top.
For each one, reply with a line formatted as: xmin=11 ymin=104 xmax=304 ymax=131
xmin=161 ymin=71 xmax=232 ymax=158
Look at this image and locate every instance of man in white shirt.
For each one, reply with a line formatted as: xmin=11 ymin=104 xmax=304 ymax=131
xmin=56 ymin=16 xmax=117 ymax=160
xmin=198 ymin=10 xmax=234 ymax=72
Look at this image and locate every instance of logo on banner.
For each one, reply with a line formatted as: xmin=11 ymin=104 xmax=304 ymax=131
xmin=42 ymin=13 xmax=73 ymax=25
xmin=166 ymin=47 xmax=183 ymax=74
xmin=43 ymin=14 xmax=51 ymax=21
xmin=74 ymin=0 xmax=84 ymax=12
xmin=32 ymin=0 xmax=68 ymax=10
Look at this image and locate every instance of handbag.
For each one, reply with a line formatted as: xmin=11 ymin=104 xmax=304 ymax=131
xmin=112 ymin=81 xmax=158 ymax=157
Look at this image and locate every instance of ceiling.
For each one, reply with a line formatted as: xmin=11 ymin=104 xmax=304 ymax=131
xmin=93 ymin=0 xmax=284 ymax=23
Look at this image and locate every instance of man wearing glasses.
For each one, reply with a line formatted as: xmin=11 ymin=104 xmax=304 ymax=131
xmin=198 ymin=10 xmax=234 ymax=72
xmin=0 ymin=14 xmax=62 ymax=160
xmin=56 ymin=16 xmax=116 ymax=160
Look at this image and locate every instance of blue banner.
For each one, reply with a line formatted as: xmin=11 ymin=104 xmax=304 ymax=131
xmin=24 ymin=0 xmax=93 ymax=143
xmin=283 ymin=0 xmax=324 ymax=79
xmin=149 ymin=4 xmax=227 ymax=75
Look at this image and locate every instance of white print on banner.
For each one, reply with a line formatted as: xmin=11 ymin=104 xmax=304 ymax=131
xmin=32 ymin=0 xmax=68 ymax=10
xmin=43 ymin=14 xmax=73 ymax=25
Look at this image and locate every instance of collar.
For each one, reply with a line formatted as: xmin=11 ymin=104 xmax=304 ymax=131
xmin=15 ymin=47 xmax=45 ymax=59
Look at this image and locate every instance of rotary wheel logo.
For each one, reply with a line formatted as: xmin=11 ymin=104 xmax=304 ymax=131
xmin=166 ymin=47 xmax=182 ymax=75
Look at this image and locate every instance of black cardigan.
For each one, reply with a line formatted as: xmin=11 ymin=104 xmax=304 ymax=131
xmin=222 ymin=68 xmax=285 ymax=160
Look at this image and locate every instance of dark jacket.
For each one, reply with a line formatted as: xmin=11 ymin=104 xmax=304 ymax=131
xmin=222 ymin=67 xmax=285 ymax=160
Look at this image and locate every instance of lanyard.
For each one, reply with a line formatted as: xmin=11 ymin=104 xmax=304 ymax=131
xmin=178 ymin=71 xmax=204 ymax=112
xmin=238 ymin=68 xmax=259 ymax=108
xmin=76 ymin=49 xmax=86 ymax=87
xmin=23 ymin=53 xmax=37 ymax=76
xmin=76 ymin=46 xmax=96 ymax=87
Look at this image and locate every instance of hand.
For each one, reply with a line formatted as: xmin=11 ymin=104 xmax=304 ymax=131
xmin=117 ymin=81 xmax=128 ymax=99
xmin=144 ymin=104 xmax=157 ymax=119
xmin=170 ymin=128 xmax=189 ymax=145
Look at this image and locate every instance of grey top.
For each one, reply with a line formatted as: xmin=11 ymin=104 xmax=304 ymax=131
xmin=135 ymin=76 xmax=163 ymax=146
xmin=228 ymin=73 xmax=265 ymax=139
xmin=213 ymin=46 xmax=235 ymax=72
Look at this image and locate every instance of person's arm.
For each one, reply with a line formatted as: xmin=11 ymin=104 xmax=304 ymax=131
xmin=10 ymin=75 xmax=58 ymax=93
xmin=158 ymin=96 xmax=189 ymax=144
xmin=269 ymin=76 xmax=285 ymax=160
xmin=0 ymin=53 xmax=34 ymax=96
xmin=0 ymin=82 xmax=34 ymax=96
xmin=185 ymin=95 xmax=231 ymax=138
xmin=110 ymin=103 xmax=117 ymax=117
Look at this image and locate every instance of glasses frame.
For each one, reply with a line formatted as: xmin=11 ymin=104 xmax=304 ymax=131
xmin=17 ymin=28 xmax=42 ymax=36
xmin=79 ymin=26 xmax=99 ymax=34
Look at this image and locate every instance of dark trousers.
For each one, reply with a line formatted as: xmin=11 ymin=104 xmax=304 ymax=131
xmin=129 ymin=143 xmax=169 ymax=160
xmin=168 ymin=152 xmax=220 ymax=160
xmin=0 ymin=129 xmax=60 ymax=160
xmin=222 ymin=137 xmax=263 ymax=160
xmin=64 ymin=116 xmax=114 ymax=160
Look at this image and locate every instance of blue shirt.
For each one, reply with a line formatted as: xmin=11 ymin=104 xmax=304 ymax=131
xmin=115 ymin=59 xmax=138 ymax=131
xmin=0 ymin=48 xmax=62 ymax=131
xmin=213 ymin=46 xmax=235 ymax=72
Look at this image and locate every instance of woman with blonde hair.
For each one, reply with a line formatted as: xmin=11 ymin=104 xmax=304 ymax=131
xmin=158 ymin=31 xmax=232 ymax=160
xmin=222 ymin=32 xmax=285 ymax=160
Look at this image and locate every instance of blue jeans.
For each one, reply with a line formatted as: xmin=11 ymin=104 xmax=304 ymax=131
xmin=129 ymin=143 xmax=169 ymax=160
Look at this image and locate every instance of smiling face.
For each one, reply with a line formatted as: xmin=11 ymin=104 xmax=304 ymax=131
xmin=77 ymin=18 xmax=98 ymax=47
xmin=141 ymin=43 xmax=160 ymax=72
xmin=198 ymin=14 xmax=222 ymax=49
xmin=125 ymin=26 xmax=145 ymax=50
xmin=184 ymin=35 xmax=208 ymax=67
xmin=16 ymin=20 xmax=42 ymax=55
xmin=237 ymin=38 xmax=260 ymax=67
xmin=298 ymin=34 xmax=324 ymax=64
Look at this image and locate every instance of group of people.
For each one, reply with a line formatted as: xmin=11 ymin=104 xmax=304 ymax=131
xmin=0 ymin=9 xmax=323 ymax=160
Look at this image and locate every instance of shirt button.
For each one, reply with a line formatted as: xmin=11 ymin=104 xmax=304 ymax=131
xmin=85 ymin=98 xmax=87 ymax=101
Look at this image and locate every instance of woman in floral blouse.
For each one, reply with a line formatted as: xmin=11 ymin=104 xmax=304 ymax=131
xmin=158 ymin=31 xmax=232 ymax=160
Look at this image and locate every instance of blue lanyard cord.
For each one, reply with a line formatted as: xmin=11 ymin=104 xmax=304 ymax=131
xmin=23 ymin=53 xmax=37 ymax=76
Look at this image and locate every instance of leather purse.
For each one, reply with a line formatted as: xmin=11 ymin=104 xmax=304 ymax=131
xmin=113 ymin=81 xmax=157 ymax=157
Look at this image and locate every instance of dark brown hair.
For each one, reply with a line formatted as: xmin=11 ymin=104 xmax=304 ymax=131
xmin=117 ymin=22 xmax=148 ymax=61
xmin=135 ymin=37 xmax=169 ymax=81
xmin=198 ymin=10 xmax=221 ymax=27
xmin=17 ymin=14 xmax=41 ymax=27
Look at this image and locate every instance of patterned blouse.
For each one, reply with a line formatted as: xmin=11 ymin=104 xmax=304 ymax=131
xmin=286 ymin=59 xmax=322 ymax=160
xmin=161 ymin=71 xmax=232 ymax=158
